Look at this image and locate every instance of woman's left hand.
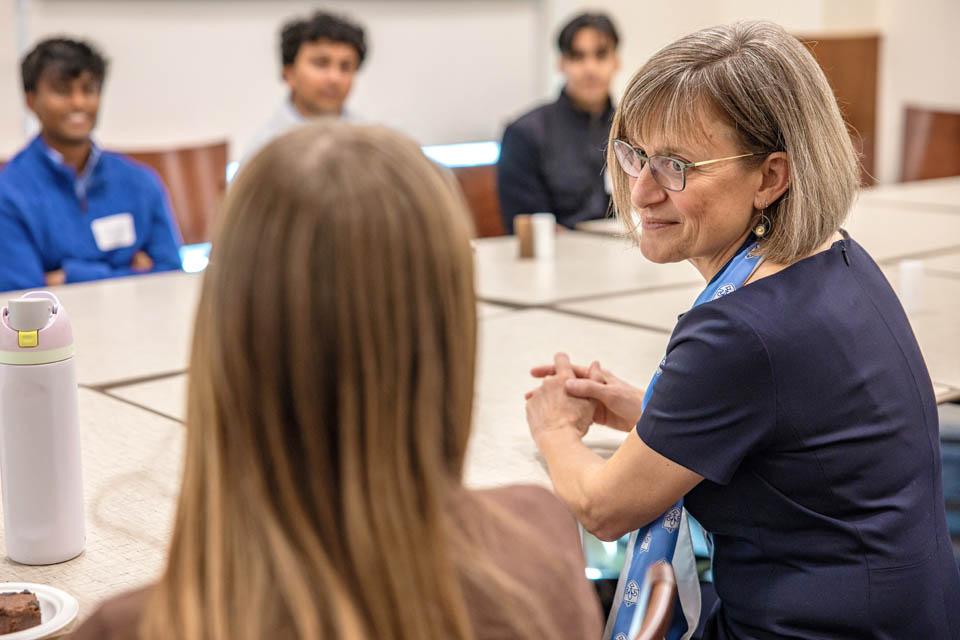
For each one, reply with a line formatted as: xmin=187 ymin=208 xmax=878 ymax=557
xmin=525 ymin=352 xmax=596 ymax=443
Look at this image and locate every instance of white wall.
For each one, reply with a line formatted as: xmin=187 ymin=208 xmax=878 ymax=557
xmin=874 ymin=0 xmax=960 ymax=182
xmin=0 ymin=0 xmax=25 ymax=155
xmin=542 ymin=0 xmax=831 ymax=101
xmin=0 ymin=0 xmax=544 ymax=159
xmin=545 ymin=0 xmax=960 ymax=184
xmin=3 ymin=0 xmax=959 ymax=181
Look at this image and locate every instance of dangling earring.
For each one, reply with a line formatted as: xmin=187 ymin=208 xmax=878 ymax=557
xmin=754 ymin=203 xmax=771 ymax=238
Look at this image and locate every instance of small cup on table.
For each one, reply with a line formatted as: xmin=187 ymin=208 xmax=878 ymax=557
xmin=515 ymin=212 xmax=556 ymax=259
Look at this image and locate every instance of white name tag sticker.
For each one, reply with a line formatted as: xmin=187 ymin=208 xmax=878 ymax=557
xmin=91 ymin=213 xmax=136 ymax=252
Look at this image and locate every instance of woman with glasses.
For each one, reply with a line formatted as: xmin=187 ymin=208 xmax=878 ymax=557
xmin=525 ymin=20 xmax=960 ymax=639
xmin=71 ymin=123 xmax=603 ymax=640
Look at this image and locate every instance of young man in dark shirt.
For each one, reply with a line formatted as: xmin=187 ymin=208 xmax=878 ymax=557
xmin=497 ymin=13 xmax=620 ymax=233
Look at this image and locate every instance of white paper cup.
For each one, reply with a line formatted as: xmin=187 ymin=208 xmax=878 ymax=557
xmin=530 ymin=213 xmax=556 ymax=259
xmin=898 ymin=259 xmax=924 ymax=312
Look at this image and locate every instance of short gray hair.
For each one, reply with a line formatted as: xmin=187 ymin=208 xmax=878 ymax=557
xmin=608 ymin=20 xmax=860 ymax=263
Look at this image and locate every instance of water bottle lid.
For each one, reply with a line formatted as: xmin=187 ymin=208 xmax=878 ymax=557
xmin=7 ymin=298 xmax=55 ymax=331
xmin=0 ymin=292 xmax=73 ymax=365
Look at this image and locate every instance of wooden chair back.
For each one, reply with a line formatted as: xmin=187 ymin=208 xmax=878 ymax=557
xmin=634 ymin=562 xmax=678 ymax=640
xmin=125 ymin=140 xmax=228 ymax=244
xmin=796 ymin=33 xmax=880 ymax=186
xmin=451 ymin=164 xmax=505 ymax=238
xmin=901 ymin=106 xmax=960 ymax=182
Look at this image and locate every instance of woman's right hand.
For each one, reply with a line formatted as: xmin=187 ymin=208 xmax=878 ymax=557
xmin=528 ymin=359 xmax=644 ymax=432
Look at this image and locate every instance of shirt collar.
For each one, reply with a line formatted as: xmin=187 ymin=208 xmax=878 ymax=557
xmin=284 ymin=96 xmax=353 ymax=123
xmin=282 ymin=97 xmax=307 ymax=124
xmin=36 ymin=135 xmax=102 ymax=202
xmin=559 ymin=87 xmax=615 ymax=120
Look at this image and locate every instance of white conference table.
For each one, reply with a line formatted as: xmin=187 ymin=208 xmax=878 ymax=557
xmin=556 ymin=266 xmax=960 ymax=401
xmin=108 ymin=308 xmax=670 ymax=484
xmin=575 ymin=198 xmax=960 ymax=263
xmin=925 ymin=250 xmax=960 ymax=278
xmin=2 ymin=308 xmax=669 ymax=620
xmin=3 ymin=274 xmax=511 ymax=390
xmin=857 ymin=176 xmax=960 ymax=211
xmin=7 ymin=271 xmax=202 ymax=387
xmin=473 ymin=231 xmax=700 ymax=306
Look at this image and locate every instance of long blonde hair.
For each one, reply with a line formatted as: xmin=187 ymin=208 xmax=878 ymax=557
xmin=140 ymin=124 xmax=551 ymax=639
xmin=609 ymin=20 xmax=860 ymax=263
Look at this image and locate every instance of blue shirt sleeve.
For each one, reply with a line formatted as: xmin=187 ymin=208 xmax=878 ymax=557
xmin=61 ymin=173 xmax=182 ymax=284
xmin=497 ymin=122 xmax=553 ymax=234
xmin=636 ymin=302 xmax=777 ymax=485
xmin=62 ymin=258 xmax=116 ymax=283
xmin=0 ymin=192 xmax=46 ymax=292
xmin=142 ymin=175 xmax=182 ymax=273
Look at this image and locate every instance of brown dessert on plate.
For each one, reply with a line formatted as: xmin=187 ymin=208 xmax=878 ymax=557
xmin=0 ymin=590 xmax=42 ymax=634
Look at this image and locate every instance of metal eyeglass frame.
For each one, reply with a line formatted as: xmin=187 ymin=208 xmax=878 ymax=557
xmin=612 ymin=138 xmax=768 ymax=192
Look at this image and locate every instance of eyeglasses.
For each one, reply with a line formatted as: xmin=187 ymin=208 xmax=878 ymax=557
xmin=611 ymin=139 xmax=767 ymax=192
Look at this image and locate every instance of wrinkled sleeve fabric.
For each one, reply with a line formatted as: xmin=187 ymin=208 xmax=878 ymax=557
xmin=62 ymin=174 xmax=181 ymax=284
xmin=141 ymin=174 xmax=182 ymax=273
xmin=61 ymin=258 xmax=116 ymax=283
xmin=637 ymin=302 xmax=777 ymax=485
xmin=0 ymin=191 xmax=46 ymax=292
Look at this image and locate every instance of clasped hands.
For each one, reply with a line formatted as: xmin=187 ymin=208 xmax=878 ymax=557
xmin=524 ymin=352 xmax=645 ymax=444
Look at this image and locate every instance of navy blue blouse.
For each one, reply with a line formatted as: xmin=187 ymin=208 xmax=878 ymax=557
xmin=638 ymin=235 xmax=960 ymax=639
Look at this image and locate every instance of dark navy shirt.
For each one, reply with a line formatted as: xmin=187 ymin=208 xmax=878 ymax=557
xmin=496 ymin=89 xmax=613 ymax=233
xmin=638 ymin=236 xmax=960 ymax=639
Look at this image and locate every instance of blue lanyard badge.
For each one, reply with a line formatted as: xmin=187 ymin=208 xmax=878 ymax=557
xmin=603 ymin=240 xmax=762 ymax=640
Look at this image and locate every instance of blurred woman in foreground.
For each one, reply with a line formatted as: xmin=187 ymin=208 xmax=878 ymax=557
xmin=72 ymin=123 xmax=601 ymax=640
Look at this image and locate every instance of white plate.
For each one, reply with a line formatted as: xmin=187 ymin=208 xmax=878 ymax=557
xmin=0 ymin=583 xmax=79 ymax=639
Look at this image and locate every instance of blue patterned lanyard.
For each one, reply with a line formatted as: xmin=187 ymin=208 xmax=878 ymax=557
xmin=604 ymin=239 xmax=762 ymax=640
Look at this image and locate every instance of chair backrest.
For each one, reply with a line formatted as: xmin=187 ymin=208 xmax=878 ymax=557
xmin=124 ymin=140 xmax=228 ymax=244
xmin=901 ymin=106 xmax=960 ymax=182
xmin=450 ymin=164 xmax=505 ymax=238
xmin=796 ymin=33 xmax=880 ymax=186
xmin=634 ymin=562 xmax=678 ymax=640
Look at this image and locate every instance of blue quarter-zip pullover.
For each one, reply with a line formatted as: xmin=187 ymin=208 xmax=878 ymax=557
xmin=0 ymin=135 xmax=182 ymax=292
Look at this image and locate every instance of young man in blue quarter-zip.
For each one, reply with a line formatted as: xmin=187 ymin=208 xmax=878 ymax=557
xmin=0 ymin=38 xmax=182 ymax=293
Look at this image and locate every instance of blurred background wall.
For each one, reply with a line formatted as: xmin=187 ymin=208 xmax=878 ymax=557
xmin=1 ymin=0 xmax=959 ymax=181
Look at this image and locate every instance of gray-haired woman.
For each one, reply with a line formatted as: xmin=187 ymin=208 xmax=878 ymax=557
xmin=525 ymin=20 xmax=960 ymax=639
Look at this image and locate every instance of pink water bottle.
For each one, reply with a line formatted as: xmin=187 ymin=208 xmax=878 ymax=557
xmin=0 ymin=291 xmax=85 ymax=564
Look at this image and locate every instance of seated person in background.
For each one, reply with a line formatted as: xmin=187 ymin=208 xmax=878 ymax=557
xmin=242 ymin=10 xmax=367 ymax=162
xmin=71 ymin=122 xmax=603 ymax=640
xmin=497 ymin=12 xmax=620 ymax=233
xmin=0 ymin=38 xmax=181 ymax=293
